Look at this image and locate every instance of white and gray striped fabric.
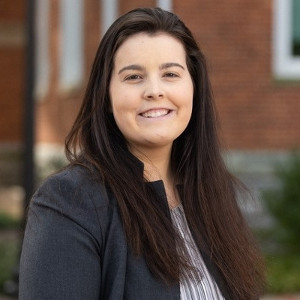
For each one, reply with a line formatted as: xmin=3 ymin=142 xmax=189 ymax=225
xmin=170 ymin=204 xmax=225 ymax=300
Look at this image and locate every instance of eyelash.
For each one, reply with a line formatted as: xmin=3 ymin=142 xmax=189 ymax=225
xmin=124 ymin=72 xmax=179 ymax=81
xmin=163 ymin=72 xmax=179 ymax=78
xmin=124 ymin=74 xmax=143 ymax=81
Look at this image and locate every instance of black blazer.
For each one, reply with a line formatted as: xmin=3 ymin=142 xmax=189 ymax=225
xmin=19 ymin=165 xmax=230 ymax=299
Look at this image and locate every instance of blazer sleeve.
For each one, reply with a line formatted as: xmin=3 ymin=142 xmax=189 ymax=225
xmin=19 ymin=168 xmax=104 ymax=300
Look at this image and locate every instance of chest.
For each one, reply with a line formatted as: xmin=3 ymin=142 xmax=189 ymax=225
xmin=99 ymin=206 xmax=180 ymax=300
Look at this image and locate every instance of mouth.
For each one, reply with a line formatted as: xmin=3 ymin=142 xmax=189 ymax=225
xmin=139 ymin=108 xmax=171 ymax=118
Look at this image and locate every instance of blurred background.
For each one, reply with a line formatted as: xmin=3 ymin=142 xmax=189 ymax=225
xmin=0 ymin=0 xmax=299 ymax=299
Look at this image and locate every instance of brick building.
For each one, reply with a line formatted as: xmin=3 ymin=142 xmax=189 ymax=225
xmin=0 ymin=0 xmax=26 ymax=184
xmin=0 ymin=0 xmax=300 ymax=187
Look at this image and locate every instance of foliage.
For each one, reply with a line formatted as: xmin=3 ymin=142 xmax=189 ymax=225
xmin=265 ymin=253 xmax=300 ymax=294
xmin=262 ymin=153 xmax=300 ymax=253
xmin=0 ymin=240 xmax=19 ymax=293
xmin=259 ymin=153 xmax=300 ymax=294
xmin=0 ymin=213 xmax=20 ymax=230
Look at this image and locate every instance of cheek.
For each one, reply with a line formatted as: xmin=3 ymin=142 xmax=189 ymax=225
xmin=182 ymin=94 xmax=193 ymax=124
xmin=111 ymin=110 xmax=128 ymax=138
xmin=111 ymin=85 xmax=135 ymax=109
xmin=111 ymin=98 xmax=134 ymax=131
xmin=112 ymin=98 xmax=132 ymax=117
xmin=110 ymin=93 xmax=125 ymax=117
xmin=187 ymin=86 xmax=194 ymax=114
xmin=181 ymin=90 xmax=193 ymax=113
xmin=109 ymin=95 xmax=123 ymax=127
xmin=185 ymin=102 xmax=193 ymax=125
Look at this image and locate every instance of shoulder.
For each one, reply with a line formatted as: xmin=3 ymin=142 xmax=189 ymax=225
xmin=37 ymin=164 xmax=101 ymax=193
xmin=30 ymin=164 xmax=114 ymax=234
xmin=28 ymin=164 xmax=114 ymax=246
xmin=33 ymin=164 xmax=110 ymax=209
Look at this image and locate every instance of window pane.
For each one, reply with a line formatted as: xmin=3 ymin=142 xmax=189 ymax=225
xmin=292 ymin=0 xmax=300 ymax=56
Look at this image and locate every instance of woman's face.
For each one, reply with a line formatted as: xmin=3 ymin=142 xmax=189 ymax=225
xmin=109 ymin=32 xmax=193 ymax=153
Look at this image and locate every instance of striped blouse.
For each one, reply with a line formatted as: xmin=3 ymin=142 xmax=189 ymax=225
xmin=170 ymin=204 xmax=225 ymax=300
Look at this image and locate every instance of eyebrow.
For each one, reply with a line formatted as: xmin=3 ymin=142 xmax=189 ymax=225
xmin=160 ymin=62 xmax=185 ymax=70
xmin=118 ymin=64 xmax=145 ymax=74
xmin=118 ymin=62 xmax=185 ymax=74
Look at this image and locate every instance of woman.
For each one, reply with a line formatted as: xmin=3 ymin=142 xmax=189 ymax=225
xmin=19 ymin=7 xmax=265 ymax=300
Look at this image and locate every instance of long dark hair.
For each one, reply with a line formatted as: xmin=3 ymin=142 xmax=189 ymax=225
xmin=66 ymin=7 xmax=264 ymax=299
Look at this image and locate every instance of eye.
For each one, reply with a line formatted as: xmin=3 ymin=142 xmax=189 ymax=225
xmin=124 ymin=74 xmax=143 ymax=81
xmin=163 ymin=72 xmax=179 ymax=78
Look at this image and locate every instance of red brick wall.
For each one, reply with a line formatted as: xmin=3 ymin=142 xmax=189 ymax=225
xmin=0 ymin=0 xmax=25 ymax=142
xmin=35 ymin=0 xmax=100 ymax=145
xmin=0 ymin=0 xmax=25 ymax=20
xmin=174 ymin=0 xmax=300 ymax=150
xmin=119 ymin=0 xmax=155 ymax=14
xmin=35 ymin=0 xmax=158 ymax=145
xmin=2 ymin=0 xmax=300 ymax=150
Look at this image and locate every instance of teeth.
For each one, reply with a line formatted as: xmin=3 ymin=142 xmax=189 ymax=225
xmin=141 ymin=109 xmax=169 ymax=118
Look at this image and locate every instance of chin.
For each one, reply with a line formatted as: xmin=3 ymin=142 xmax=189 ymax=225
xmin=143 ymin=137 xmax=175 ymax=147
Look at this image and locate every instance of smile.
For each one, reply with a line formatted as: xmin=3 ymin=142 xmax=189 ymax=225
xmin=140 ymin=109 xmax=171 ymax=118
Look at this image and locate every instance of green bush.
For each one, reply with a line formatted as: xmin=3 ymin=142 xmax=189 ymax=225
xmin=265 ymin=253 xmax=300 ymax=294
xmin=262 ymin=153 xmax=300 ymax=253
xmin=0 ymin=240 xmax=19 ymax=293
xmin=0 ymin=212 xmax=21 ymax=230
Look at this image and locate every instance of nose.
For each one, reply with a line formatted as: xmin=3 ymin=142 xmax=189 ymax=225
xmin=143 ymin=79 xmax=165 ymax=100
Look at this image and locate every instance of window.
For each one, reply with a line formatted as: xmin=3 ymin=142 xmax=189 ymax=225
xmin=292 ymin=0 xmax=300 ymax=56
xmin=59 ymin=0 xmax=84 ymax=90
xmin=273 ymin=0 xmax=300 ymax=79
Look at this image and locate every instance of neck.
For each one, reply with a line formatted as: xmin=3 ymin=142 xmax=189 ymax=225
xmin=129 ymin=144 xmax=173 ymax=185
xmin=129 ymin=144 xmax=180 ymax=209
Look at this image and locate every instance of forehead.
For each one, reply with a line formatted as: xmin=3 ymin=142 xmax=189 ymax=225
xmin=113 ymin=32 xmax=187 ymax=65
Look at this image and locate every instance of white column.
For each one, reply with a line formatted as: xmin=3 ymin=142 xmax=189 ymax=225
xmin=156 ymin=0 xmax=173 ymax=11
xmin=35 ymin=0 xmax=50 ymax=98
xmin=59 ymin=0 xmax=84 ymax=89
xmin=101 ymin=0 xmax=118 ymax=36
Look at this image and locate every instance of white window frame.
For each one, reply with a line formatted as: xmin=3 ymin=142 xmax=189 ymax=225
xmin=59 ymin=0 xmax=84 ymax=90
xmin=273 ymin=0 xmax=300 ymax=79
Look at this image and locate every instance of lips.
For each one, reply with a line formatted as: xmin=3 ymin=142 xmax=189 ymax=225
xmin=140 ymin=108 xmax=170 ymax=118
